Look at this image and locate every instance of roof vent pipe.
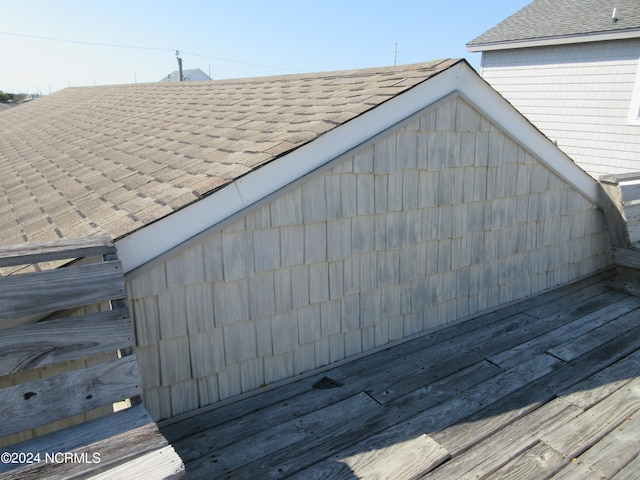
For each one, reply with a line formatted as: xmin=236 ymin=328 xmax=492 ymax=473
xmin=175 ymin=50 xmax=184 ymax=82
xmin=612 ymin=7 xmax=618 ymax=22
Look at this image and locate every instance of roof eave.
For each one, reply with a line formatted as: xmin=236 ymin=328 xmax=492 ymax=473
xmin=116 ymin=60 xmax=600 ymax=275
xmin=115 ymin=61 xmax=464 ymax=273
xmin=467 ymin=28 xmax=640 ymax=52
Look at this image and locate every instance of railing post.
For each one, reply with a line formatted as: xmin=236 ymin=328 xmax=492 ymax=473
xmin=599 ymin=173 xmax=640 ymax=289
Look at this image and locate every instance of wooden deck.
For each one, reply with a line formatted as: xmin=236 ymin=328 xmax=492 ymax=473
xmin=160 ymin=271 xmax=640 ymax=479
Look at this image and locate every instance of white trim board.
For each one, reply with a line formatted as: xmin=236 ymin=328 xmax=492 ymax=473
xmin=467 ymin=29 xmax=640 ymax=52
xmin=116 ymin=61 xmax=600 ymax=274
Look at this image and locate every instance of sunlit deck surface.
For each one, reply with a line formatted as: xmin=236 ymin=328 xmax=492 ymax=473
xmin=161 ymin=271 xmax=640 ymax=479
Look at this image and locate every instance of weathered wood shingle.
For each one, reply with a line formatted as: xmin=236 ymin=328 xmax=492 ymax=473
xmin=122 ymin=92 xmax=611 ymax=420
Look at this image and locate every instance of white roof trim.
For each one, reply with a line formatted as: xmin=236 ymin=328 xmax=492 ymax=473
xmin=467 ymin=29 xmax=640 ymax=52
xmin=116 ymin=61 xmax=600 ymax=274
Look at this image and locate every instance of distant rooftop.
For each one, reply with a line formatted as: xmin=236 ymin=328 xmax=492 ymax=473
xmin=159 ymin=68 xmax=212 ymax=82
xmin=468 ymin=0 xmax=640 ymax=51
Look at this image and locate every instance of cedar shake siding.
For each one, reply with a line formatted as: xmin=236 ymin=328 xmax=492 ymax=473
xmin=126 ymin=95 xmax=610 ymax=420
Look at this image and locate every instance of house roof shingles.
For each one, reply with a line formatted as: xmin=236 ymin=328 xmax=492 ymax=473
xmin=468 ymin=0 xmax=640 ymax=49
xmin=0 ymin=59 xmax=459 ymax=249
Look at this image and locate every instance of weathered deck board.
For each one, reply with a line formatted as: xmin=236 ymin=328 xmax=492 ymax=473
xmin=540 ymin=377 xmax=640 ymax=460
xmin=611 ymin=452 xmax=640 ymax=480
xmin=192 ymin=353 xmax=557 ymax=479
xmin=0 ymin=235 xmax=115 ymax=268
xmin=310 ymin=361 xmax=498 ymax=471
xmin=291 ymin=434 xmax=449 ymax=480
xmin=0 ymin=356 xmax=141 ymax=437
xmin=548 ymin=416 xmax=640 ymax=479
xmin=164 ymin=273 xmax=640 ymax=479
xmin=424 ymin=399 xmax=578 ymax=480
xmin=488 ymin=293 xmax=639 ymax=369
xmin=89 ymin=445 xmax=185 ymax=480
xmin=482 ymin=442 xmax=567 ymax=480
xmin=426 ymin=331 xmax=640 ymax=478
xmin=0 ymin=310 xmax=132 ymax=375
xmin=430 ymin=330 xmax=640 ymax=459
xmin=557 ymin=347 xmax=640 ymax=409
xmin=2 ymin=422 xmax=169 ymax=480
xmin=546 ymin=308 xmax=640 ymax=362
xmin=0 ymin=260 xmax=125 ymax=319
xmin=609 ymin=246 xmax=640 ymax=270
xmin=367 ymin=288 xmax=627 ymax=404
xmin=170 ymin=356 xmax=497 ymax=465
xmin=289 ymin=360 xmax=559 ymax=480
xmin=0 ymin=404 xmax=152 ymax=475
xmin=186 ymin=361 xmax=502 ymax=479
xmin=186 ymin=393 xmax=381 ymax=477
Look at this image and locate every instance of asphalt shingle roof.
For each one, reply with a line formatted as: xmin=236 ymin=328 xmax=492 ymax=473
xmin=468 ymin=0 xmax=640 ymax=48
xmin=0 ymin=59 xmax=459 ymax=250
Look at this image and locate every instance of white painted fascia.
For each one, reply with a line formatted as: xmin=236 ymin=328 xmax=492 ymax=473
xmin=467 ymin=29 xmax=640 ymax=52
xmin=116 ymin=60 xmax=600 ymax=274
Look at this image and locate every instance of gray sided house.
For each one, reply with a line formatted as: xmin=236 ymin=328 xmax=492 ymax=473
xmin=0 ymin=59 xmax=611 ymax=421
xmin=467 ymin=0 xmax=640 ymax=179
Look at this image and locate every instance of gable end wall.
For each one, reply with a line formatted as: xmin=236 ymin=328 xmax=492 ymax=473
xmin=126 ymin=95 xmax=611 ymax=421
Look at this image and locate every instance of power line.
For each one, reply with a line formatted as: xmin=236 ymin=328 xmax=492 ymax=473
xmin=0 ymin=30 xmax=303 ymax=73
xmin=0 ymin=30 xmax=172 ymax=52
xmin=180 ymin=49 xmax=302 ymax=72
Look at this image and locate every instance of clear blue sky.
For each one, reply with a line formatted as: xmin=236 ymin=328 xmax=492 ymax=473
xmin=1 ymin=0 xmax=531 ymax=94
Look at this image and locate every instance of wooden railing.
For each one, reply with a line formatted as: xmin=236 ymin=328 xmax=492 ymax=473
xmin=600 ymin=173 xmax=640 ymax=289
xmin=0 ymin=236 xmax=184 ymax=479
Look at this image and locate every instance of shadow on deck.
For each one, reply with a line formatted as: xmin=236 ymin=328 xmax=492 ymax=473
xmin=160 ymin=269 xmax=640 ymax=479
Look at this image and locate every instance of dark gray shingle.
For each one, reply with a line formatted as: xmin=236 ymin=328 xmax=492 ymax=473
xmin=468 ymin=0 xmax=640 ymax=48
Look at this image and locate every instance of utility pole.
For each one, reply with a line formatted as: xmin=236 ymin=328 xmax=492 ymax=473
xmin=175 ymin=50 xmax=184 ymax=81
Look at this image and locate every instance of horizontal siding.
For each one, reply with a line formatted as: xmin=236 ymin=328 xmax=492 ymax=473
xmin=127 ymin=95 xmax=611 ymax=421
xmin=481 ymin=39 xmax=640 ymax=179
